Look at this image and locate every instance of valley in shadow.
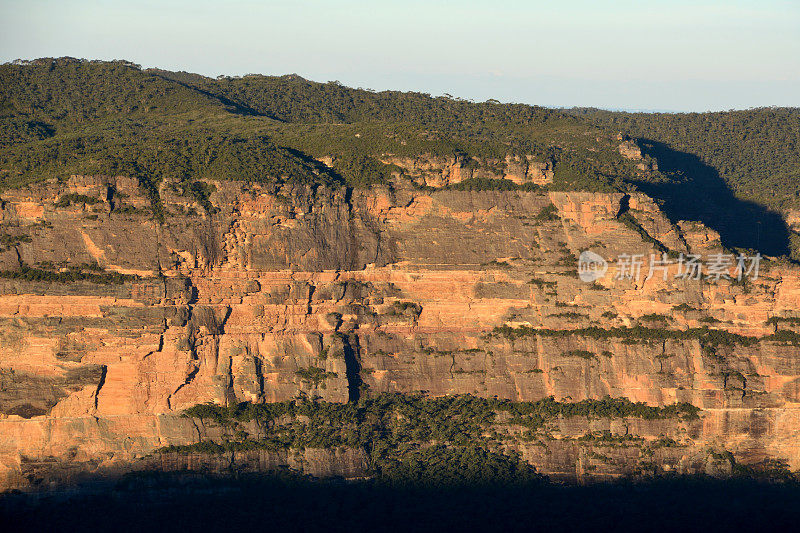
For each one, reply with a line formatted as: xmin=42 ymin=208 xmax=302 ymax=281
xmin=3 ymin=471 xmax=800 ymax=533
xmin=631 ymin=139 xmax=790 ymax=257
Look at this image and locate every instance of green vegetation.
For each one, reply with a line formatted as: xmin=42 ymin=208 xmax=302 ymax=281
xmin=490 ymin=323 xmax=800 ymax=352
xmin=482 ymin=259 xmax=512 ymax=269
xmin=534 ymin=203 xmax=559 ymax=222
xmin=490 ymin=324 xmax=768 ymax=348
xmin=53 ymin=193 xmax=102 ymax=208
xmin=547 ymin=312 xmax=586 ymax=320
xmin=376 ymin=444 xmax=538 ymax=487
xmin=295 ymin=366 xmax=338 ymax=388
xmin=527 ymin=277 xmax=557 ymax=289
xmin=0 ymin=60 xmax=344 ymax=214
xmin=164 ymin=392 xmax=698 ymax=486
xmin=555 ymin=251 xmax=578 ymax=267
xmin=639 ymin=313 xmax=670 ymax=324
xmin=184 ymin=181 xmax=218 ymax=214
xmin=765 ymin=316 xmax=800 ymax=327
xmin=577 ymin=431 xmax=646 ymax=446
xmin=386 ymin=301 xmax=422 ymax=318
xmin=0 ymin=232 xmax=31 ymax=251
xmin=563 ymin=349 xmax=596 ymax=360
xmin=768 ymin=330 xmax=800 ymax=345
xmin=0 ymin=262 xmax=137 ymax=284
xmin=446 ymin=177 xmax=541 ymax=191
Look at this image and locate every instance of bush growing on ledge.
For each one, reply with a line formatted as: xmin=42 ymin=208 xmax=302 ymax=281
xmin=765 ymin=316 xmax=800 ymax=327
xmin=386 ymin=301 xmax=422 ymax=318
xmin=185 ymin=181 xmax=218 ymax=215
xmin=0 ymin=233 xmax=32 ymax=252
xmin=767 ymin=330 xmax=800 ymax=345
xmin=445 ymin=177 xmax=541 ymax=192
xmin=295 ymin=366 xmax=338 ymax=388
xmin=491 ymin=324 xmax=760 ymax=349
xmin=527 ymin=277 xmax=557 ymax=289
xmin=639 ymin=313 xmax=670 ymax=325
xmin=54 ymin=193 xmax=103 ymax=208
xmin=498 ymin=394 xmax=699 ymax=426
xmin=482 ymin=259 xmax=513 ymax=269
xmin=378 ymin=444 xmax=542 ymax=488
xmin=617 ymin=212 xmax=668 ymax=253
xmin=563 ymin=349 xmax=595 ymax=360
xmin=547 ymin=312 xmax=586 ymax=320
xmin=0 ymin=263 xmax=138 ymax=284
xmin=534 ymin=203 xmax=559 ymax=222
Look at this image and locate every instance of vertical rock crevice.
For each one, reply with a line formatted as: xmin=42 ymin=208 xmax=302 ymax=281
xmin=343 ymin=187 xmax=361 ymax=271
xmin=340 ymin=333 xmax=363 ymax=402
xmin=93 ymin=365 xmax=107 ymax=410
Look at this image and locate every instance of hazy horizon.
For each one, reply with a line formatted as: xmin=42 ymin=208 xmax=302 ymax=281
xmin=1 ymin=0 xmax=798 ymax=112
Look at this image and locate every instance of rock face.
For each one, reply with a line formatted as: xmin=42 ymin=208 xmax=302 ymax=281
xmin=377 ymin=153 xmax=554 ymax=187
xmin=1 ymin=175 xmax=799 ymax=489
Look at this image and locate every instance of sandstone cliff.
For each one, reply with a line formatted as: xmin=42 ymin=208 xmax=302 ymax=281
xmin=0 ymin=175 xmax=799 ymax=489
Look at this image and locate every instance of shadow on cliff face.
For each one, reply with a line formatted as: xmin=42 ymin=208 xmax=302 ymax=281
xmin=631 ymin=140 xmax=790 ymax=257
xmin=341 ymin=333 xmax=363 ymax=402
xmin=3 ymin=473 xmax=800 ymax=533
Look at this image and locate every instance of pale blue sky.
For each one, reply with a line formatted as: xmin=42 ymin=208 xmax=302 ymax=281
xmin=1 ymin=0 xmax=798 ymax=111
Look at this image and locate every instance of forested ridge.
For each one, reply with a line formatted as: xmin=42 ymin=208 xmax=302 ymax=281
xmin=0 ymin=58 xmax=636 ymax=192
xmin=1 ymin=57 xmax=799 ymax=254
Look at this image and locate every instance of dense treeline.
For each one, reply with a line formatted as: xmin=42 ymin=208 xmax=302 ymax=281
xmin=194 ymin=73 xmax=561 ymax=128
